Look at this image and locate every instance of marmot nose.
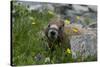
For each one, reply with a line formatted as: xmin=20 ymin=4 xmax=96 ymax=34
xmin=51 ymin=31 xmax=56 ymax=35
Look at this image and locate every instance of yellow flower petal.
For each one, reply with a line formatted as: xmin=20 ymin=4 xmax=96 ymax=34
xmin=32 ymin=22 xmax=36 ymax=25
xmin=76 ymin=16 xmax=80 ymax=19
xmin=72 ymin=28 xmax=78 ymax=33
xmin=65 ymin=48 xmax=71 ymax=54
xmin=67 ymin=48 xmax=71 ymax=54
xmin=48 ymin=11 xmax=54 ymax=15
xmin=65 ymin=19 xmax=70 ymax=24
xmin=29 ymin=16 xmax=35 ymax=21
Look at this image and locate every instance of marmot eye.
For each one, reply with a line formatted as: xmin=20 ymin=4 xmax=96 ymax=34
xmin=48 ymin=24 xmax=50 ymax=27
xmin=59 ymin=27 xmax=62 ymax=30
xmin=59 ymin=27 xmax=64 ymax=31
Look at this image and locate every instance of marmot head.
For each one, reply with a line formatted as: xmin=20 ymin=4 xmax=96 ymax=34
xmin=45 ymin=18 xmax=64 ymax=42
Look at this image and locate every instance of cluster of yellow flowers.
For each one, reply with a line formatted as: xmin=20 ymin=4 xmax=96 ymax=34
xmin=65 ymin=19 xmax=70 ymax=25
xmin=65 ymin=16 xmax=80 ymax=33
xmin=65 ymin=48 xmax=71 ymax=54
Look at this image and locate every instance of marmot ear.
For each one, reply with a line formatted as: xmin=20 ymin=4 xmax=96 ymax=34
xmin=61 ymin=20 xmax=65 ymax=27
xmin=63 ymin=22 xmax=64 ymax=27
xmin=59 ymin=20 xmax=64 ymax=32
xmin=48 ymin=24 xmax=50 ymax=27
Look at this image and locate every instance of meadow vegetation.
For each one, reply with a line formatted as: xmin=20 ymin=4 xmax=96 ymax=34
xmin=12 ymin=2 xmax=97 ymax=66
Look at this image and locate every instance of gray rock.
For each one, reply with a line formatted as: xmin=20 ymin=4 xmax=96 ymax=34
xmin=88 ymin=5 xmax=97 ymax=12
xmin=70 ymin=33 xmax=97 ymax=59
xmin=72 ymin=5 xmax=89 ymax=14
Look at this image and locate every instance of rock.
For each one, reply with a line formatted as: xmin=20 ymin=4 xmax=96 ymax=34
xmin=71 ymin=5 xmax=89 ymax=16
xmin=70 ymin=33 xmax=97 ymax=60
xmin=88 ymin=23 xmax=97 ymax=28
xmin=88 ymin=5 xmax=97 ymax=12
xmin=73 ymin=5 xmax=89 ymax=12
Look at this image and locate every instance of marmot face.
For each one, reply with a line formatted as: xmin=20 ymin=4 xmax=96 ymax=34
xmin=45 ymin=18 xmax=64 ymax=42
xmin=47 ymin=24 xmax=59 ymax=41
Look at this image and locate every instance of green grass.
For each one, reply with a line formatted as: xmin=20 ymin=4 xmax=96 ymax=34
xmin=12 ymin=2 xmax=55 ymax=65
xmin=12 ymin=2 xmax=97 ymax=66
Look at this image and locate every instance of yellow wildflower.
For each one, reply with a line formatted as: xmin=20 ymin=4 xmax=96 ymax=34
xmin=72 ymin=28 xmax=78 ymax=33
xmin=48 ymin=11 xmax=54 ymax=15
xmin=64 ymin=19 xmax=70 ymax=25
xmin=76 ymin=16 xmax=80 ymax=19
xmin=29 ymin=16 xmax=35 ymax=21
xmin=32 ymin=22 xmax=36 ymax=25
xmin=65 ymin=48 xmax=71 ymax=54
